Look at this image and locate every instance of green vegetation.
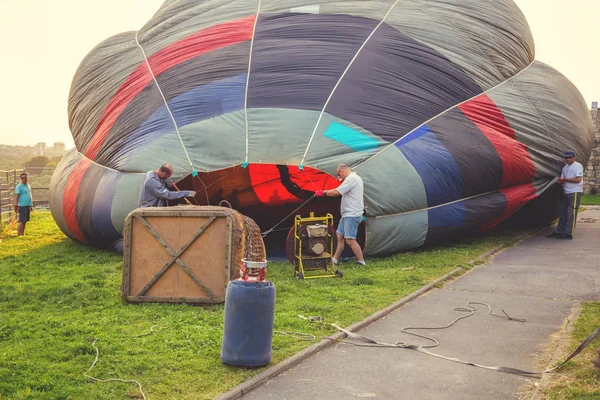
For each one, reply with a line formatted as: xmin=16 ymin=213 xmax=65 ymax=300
xmin=0 ymin=153 xmax=60 ymax=206
xmin=543 ymin=303 xmax=600 ymax=399
xmin=0 ymin=212 xmax=527 ymax=399
xmin=581 ymin=195 xmax=600 ymax=206
xmin=0 ymin=144 xmax=64 ymax=172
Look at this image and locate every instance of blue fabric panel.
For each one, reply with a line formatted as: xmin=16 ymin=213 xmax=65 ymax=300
xmin=427 ymin=201 xmax=466 ymax=227
xmin=425 ymin=191 xmax=507 ymax=245
xmin=91 ymin=169 xmax=121 ymax=242
xmin=396 ymin=127 xmax=462 ymax=206
xmin=324 ymin=122 xmax=379 ymax=152
xmin=108 ymin=74 xmax=246 ymax=169
xmin=140 ymin=74 xmax=246 ymax=132
xmin=429 ymin=108 xmax=503 ymax=198
xmin=396 ymin=125 xmax=430 ymax=147
xmin=75 ymin=163 xmax=105 ymax=242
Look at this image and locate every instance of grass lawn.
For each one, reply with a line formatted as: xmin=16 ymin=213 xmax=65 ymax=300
xmin=581 ymin=195 xmax=600 ymax=206
xmin=542 ymin=303 xmax=600 ymax=399
xmin=0 ymin=211 xmax=528 ymax=399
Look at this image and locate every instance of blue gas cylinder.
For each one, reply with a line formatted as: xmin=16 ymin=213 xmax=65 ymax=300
xmin=221 ymin=280 xmax=276 ymax=367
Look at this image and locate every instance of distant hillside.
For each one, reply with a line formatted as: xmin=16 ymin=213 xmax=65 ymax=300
xmin=0 ymin=146 xmax=37 ymax=170
xmin=0 ymin=145 xmax=67 ymax=171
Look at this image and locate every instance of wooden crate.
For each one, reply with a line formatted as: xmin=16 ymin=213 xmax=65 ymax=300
xmin=122 ymin=206 xmax=264 ymax=304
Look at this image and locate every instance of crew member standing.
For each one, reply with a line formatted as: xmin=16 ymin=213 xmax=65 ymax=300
xmin=14 ymin=172 xmax=33 ymax=236
xmin=547 ymin=150 xmax=584 ymax=240
xmin=316 ymin=164 xmax=366 ymax=265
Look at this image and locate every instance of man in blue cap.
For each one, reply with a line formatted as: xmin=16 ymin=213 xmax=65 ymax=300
xmin=547 ymin=150 xmax=584 ymax=239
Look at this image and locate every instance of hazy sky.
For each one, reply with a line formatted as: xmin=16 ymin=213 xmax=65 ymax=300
xmin=0 ymin=0 xmax=598 ymax=147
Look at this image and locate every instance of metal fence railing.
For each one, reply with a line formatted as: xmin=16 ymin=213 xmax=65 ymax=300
xmin=0 ymin=169 xmax=19 ymax=230
xmin=0 ymin=167 xmax=55 ymax=231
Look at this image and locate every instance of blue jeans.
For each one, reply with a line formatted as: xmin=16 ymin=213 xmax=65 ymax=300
xmin=336 ymin=216 xmax=362 ymax=240
xmin=556 ymin=192 xmax=581 ymax=236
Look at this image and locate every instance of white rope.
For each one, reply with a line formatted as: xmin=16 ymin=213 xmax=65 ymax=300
xmin=368 ymin=176 xmax=557 ymax=222
xmin=135 ymin=31 xmax=194 ymax=171
xmin=369 ymin=189 xmax=499 ymax=220
xmin=244 ymin=0 xmax=262 ymax=164
xmin=299 ymin=0 xmax=404 ymax=166
xmin=351 ymin=59 xmax=537 ymax=171
xmin=84 ymin=340 xmax=146 ymax=400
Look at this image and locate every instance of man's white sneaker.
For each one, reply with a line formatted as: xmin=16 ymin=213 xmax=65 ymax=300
xmin=357 ymin=260 xmax=366 ymax=266
xmin=332 ymin=257 xmax=339 ymax=265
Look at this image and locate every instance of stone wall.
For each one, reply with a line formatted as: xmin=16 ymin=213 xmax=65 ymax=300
xmin=584 ymin=108 xmax=600 ymax=195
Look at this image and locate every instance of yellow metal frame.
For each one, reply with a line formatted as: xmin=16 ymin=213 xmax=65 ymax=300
xmin=293 ymin=212 xmax=341 ymax=279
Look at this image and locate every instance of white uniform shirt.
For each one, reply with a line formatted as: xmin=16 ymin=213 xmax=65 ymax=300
xmin=561 ymin=161 xmax=584 ymax=194
xmin=335 ymin=172 xmax=364 ymax=218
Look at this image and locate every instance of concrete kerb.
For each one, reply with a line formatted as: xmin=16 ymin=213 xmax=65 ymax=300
xmin=215 ymin=227 xmax=544 ymax=400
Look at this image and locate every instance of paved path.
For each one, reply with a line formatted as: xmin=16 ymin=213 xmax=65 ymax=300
xmin=244 ymin=208 xmax=600 ymax=400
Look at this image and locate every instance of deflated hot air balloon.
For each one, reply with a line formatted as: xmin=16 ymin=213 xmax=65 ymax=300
xmin=50 ymin=0 xmax=595 ymax=255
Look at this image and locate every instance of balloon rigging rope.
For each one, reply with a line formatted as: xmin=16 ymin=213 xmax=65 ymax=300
xmin=134 ymin=32 xmax=193 ymax=170
xmin=261 ymin=169 xmax=325 ymax=237
xmin=261 ymin=194 xmax=316 ymax=237
xmin=368 ymin=177 xmax=556 ymax=221
xmin=285 ymin=303 xmax=600 ymax=379
xmin=135 ymin=31 xmax=211 ymax=203
xmin=243 ymin=0 xmax=262 ymax=163
xmin=300 ymin=0 xmax=403 ymax=167
xmin=83 ymin=326 xmax=162 ymax=399
xmin=84 ymin=340 xmax=147 ymax=400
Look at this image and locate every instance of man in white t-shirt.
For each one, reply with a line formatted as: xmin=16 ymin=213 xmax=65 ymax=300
xmin=315 ymin=164 xmax=366 ymax=265
xmin=547 ymin=150 xmax=584 ymax=240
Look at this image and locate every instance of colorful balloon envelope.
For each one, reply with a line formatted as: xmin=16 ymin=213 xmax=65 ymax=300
xmin=50 ymin=0 xmax=595 ymax=255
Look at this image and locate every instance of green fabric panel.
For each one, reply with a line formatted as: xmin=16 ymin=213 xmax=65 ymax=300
xmin=123 ymin=111 xmax=246 ymax=176
xmin=355 ymin=145 xmax=427 ymax=216
xmin=111 ymin=172 xmax=147 ymax=235
xmin=247 ymin=108 xmax=387 ymax=170
xmin=364 ymin=210 xmax=428 ymax=256
xmin=124 ymin=108 xmax=387 ymax=177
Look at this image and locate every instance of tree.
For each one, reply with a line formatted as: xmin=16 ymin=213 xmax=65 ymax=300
xmin=24 ymin=156 xmax=50 ymax=174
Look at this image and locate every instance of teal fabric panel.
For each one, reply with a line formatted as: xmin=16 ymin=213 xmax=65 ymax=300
xmin=364 ymin=210 xmax=428 ymax=256
xmin=323 ymin=122 xmax=380 ymax=152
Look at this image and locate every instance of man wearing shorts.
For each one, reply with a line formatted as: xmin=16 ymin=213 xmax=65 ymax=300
xmin=316 ymin=164 xmax=366 ymax=265
xmin=14 ymin=172 xmax=33 ymax=236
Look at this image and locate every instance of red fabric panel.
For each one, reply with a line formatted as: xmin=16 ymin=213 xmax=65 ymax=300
xmin=480 ymin=183 xmax=536 ymax=232
xmin=249 ymin=165 xmax=299 ymax=205
xmin=289 ymin=166 xmax=339 ymax=193
xmin=84 ymin=15 xmax=257 ymax=159
xmin=248 ymin=165 xmax=339 ymax=205
xmin=62 ymin=158 xmax=92 ymax=242
xmin=459 ymin=94 xmax=535 ymax=188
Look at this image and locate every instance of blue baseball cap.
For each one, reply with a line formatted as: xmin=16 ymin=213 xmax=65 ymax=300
xmin=563 ymin=150 xmax=575 ymax=158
